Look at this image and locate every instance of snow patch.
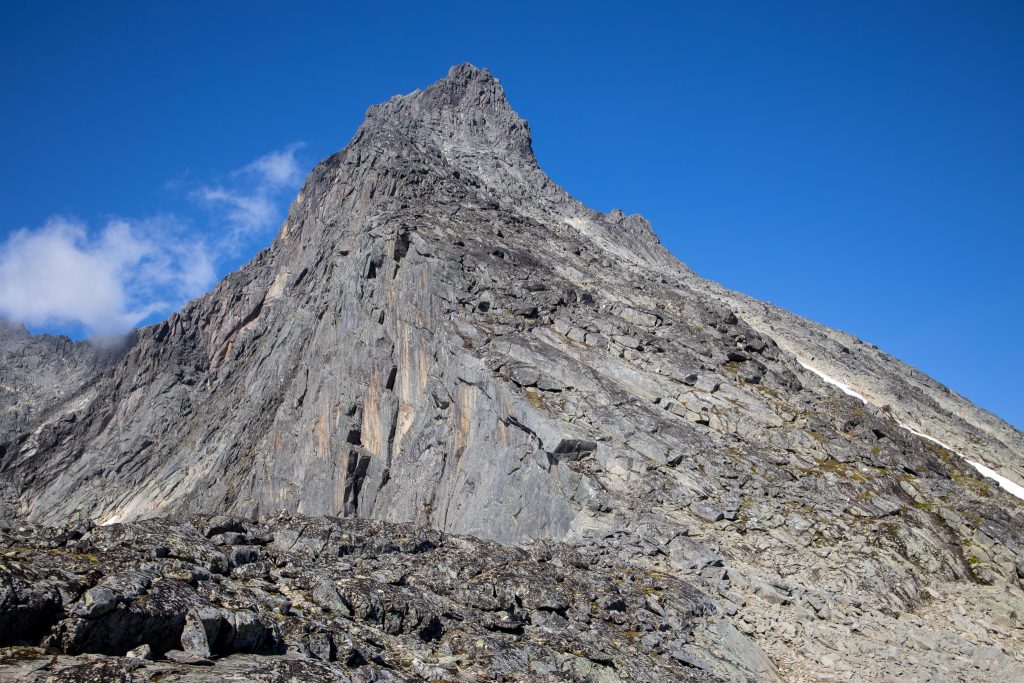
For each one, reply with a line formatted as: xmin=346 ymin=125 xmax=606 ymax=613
xmin=796 ymin=359 xmax=1024 ymax=501
xmin=796 ymin=360 xmax=868 ymax=402
xmin=966 ymin=460 xmax=1024 ymax=501
xmin=898 ymin=423 xmax=956 ymax=453
xmin=898 ymin=423 xmax=1024 ymax=502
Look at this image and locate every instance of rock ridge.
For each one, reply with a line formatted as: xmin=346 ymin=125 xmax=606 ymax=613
xmin=0 ymin=65 xmax=1022 ymax=681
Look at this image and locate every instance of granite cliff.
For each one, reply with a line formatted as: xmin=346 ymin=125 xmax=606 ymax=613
xmin=1 ymin=64 xmax=1022 ymax=682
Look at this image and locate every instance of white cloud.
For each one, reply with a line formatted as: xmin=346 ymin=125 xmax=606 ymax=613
xmin=0 ymin=217 xmax=215 ymax=336
xmin=197 ymin=142 xmax=306 ymax=250
xmin=242 ymin=142 xmax=305 ymax=188
xmin=0 ymin=143 xmax=304 ymax=339
xmin=197 ymin=187 xmax=278 ymax=242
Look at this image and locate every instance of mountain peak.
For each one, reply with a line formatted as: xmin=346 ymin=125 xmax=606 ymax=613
xmin=5 ymin=64 xmax=1024 ymax=683
xmin=441 ymin=61 xmax=498 ymax=89
xmin=362 ymin=63 xmax=535 ymax=165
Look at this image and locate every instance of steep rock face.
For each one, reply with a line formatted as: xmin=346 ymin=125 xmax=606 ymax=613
xmin=0 ymin=65 xmax=672 ymax=538
xmin=1 ymin=64 xmax=1024 ymax=680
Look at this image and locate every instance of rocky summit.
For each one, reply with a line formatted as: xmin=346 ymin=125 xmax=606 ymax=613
xmin=0 ymin=64 xmax=1022 ymax=682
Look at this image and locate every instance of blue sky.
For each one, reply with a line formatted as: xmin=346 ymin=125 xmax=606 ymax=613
xmin=1 ymin=2 xmax=1021 ymax=429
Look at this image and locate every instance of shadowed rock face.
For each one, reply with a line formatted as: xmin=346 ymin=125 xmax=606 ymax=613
xmin=1 ymin=64 xmax=1023 ymax=680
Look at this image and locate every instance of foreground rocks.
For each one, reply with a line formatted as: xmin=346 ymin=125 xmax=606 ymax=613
xmin=0 ymin=513 xmax=776 ymax=681
xmin=1 ymin=65 xmax=1022 ymax=680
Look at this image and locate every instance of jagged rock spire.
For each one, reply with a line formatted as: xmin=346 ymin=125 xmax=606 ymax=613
xmin=362 ymin=63 xmax=536 ymax=166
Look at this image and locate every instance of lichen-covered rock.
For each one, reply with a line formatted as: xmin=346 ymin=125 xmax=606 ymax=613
xmin=0 ymin=64 xmax=1022 ymax=680
xmin=0 ymin=514 xmax=748 ymax=681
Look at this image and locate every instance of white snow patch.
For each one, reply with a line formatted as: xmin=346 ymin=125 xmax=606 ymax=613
xmin=796 ymin=360 xmax=868 ymax=402
xmin=966 ymin=460 xmax=1024 ymax=501
xmin=796 ymin=359 xmax=1024 ymax=501
xmin=898 ymin=423 xmax=1024 ymax=501
xmin=898 ymin=423 xmax=956 ymax=453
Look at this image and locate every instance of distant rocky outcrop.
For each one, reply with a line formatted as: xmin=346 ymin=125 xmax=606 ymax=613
xmin=1 ymin=64 xmax=1022 ymax=681
xmin=0 ymin=318 xmax=131 ymax=440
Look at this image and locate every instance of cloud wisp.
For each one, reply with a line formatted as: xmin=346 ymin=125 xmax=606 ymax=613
xmin=196 ymin=142 xmax=305 ymax=252
xmin=0 ymin=143 xmax=305 ymax=338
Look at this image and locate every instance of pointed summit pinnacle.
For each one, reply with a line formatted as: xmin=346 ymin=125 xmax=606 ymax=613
xmin=362 ymin=63 xmax=536 ymax=166
xmin=432 ymin=62 xmax=508 ymax=108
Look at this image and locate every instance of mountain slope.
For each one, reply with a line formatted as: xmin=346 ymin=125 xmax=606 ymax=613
xmin=1 ymin=64 xmax=1023 ymax=681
